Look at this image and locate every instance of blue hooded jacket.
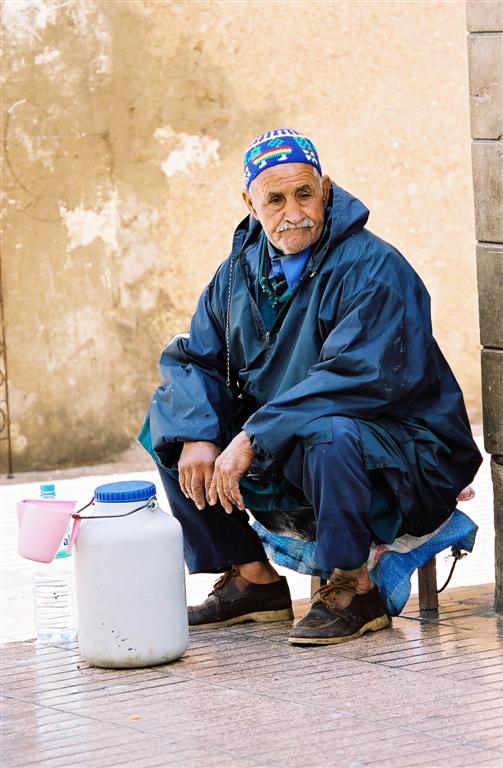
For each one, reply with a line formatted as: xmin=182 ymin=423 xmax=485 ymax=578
xmin=140 ymin=183 xmax=481 ymax=539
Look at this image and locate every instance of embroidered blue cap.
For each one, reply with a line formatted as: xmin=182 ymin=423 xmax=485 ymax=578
xmin=243 ymin=128 xmax=322 ymax=189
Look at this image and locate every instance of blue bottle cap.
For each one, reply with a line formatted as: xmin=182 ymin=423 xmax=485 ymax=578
xmin=40 ymin=483 xmax=56 ymax=497
xmin=94 ymin=480 xmax=156 ymax=503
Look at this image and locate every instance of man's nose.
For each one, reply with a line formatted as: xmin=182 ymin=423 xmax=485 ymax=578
xmin=283 ymin=197 xmax=304 ymax=224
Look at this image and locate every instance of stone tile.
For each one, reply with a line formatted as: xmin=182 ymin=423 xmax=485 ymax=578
xmin=468 ymin=32 xmax=503 ymax=139
xmin=493 ymin=458 xmax=503 ymax=614
xmin=467 ymin=1 xmax=503 ymax=32
xmin=472 ymin=140 xmax=503 ymax=242
xmin=477 ymin=241 xmax=503 ymax=350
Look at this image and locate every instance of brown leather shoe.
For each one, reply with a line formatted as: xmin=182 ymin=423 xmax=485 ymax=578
xmin=189 ymin=567 xmax=294 ymax=629
xmin=289 ymin=577 xmax=390 ymax=645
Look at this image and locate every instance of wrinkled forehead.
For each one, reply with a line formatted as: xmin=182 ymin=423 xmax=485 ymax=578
xmin=249 ymin=163 xmax=322 ymax=197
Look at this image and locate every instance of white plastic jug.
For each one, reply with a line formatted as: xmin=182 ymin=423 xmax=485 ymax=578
xmin=74 ymin=480 xmax=188 ymax=668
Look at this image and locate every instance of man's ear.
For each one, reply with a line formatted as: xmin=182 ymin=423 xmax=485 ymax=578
xmin=321 ymin=175 xmax=331 ymax=205
xmin=242 ymin=189 xmax=259 ymax=220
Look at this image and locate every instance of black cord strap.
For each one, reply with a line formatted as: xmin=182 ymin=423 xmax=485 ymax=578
xmin=437 ymin=547 xmax=467 ymax=594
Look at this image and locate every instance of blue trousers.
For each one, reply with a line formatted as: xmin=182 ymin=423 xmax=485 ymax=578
xmin=158 ymin=416 xmax=374 ymax=574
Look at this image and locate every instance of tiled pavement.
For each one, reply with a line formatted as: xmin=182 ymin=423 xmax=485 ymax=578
xmin=1 ymin=586 xmax=502 ymax=768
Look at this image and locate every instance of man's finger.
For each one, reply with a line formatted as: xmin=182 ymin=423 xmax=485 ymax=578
xmin=229 ymin=475 xmax=245 ymax=511
xmin=216 ymin=470 xmax=233 ymax=514
xmin=191 ymin=473 xmax=206 ymax=511
xmin=179 ymin=469 xmax=190 ymax=499
xmin=204 ymin=467 xmax=214 ymax=506
xmin=208 ymin=472 xmax=218 ymax=506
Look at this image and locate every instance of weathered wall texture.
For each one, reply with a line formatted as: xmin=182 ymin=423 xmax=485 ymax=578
xmin=2 ymin=0 xmax=483 ymax=471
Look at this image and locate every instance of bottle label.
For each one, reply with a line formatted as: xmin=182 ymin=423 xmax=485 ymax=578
xmin=56 ymin=520 xmax=73 ymax=559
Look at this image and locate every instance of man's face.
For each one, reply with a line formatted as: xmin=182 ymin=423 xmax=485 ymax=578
xmin=243 ymin=163 xmax=331 ymax=255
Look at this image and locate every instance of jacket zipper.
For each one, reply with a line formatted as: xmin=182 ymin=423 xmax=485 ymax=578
xmin=237 ymin=251 xmax=270 ymax=343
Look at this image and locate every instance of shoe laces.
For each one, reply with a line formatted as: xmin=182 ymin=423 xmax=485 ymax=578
xmin=313 ymin=576 xmax=358 ymax=609
xmin=210 ymin=566 xmax=239 ymax=595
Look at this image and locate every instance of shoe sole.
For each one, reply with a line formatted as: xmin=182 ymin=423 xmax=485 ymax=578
xmin=288 ymin=614 xmax=391 ymax=645
xmin=189 ymin=607 xmax=294 ymax=630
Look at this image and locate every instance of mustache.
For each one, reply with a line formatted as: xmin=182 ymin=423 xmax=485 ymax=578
xmin=276 ymin=218 xmax=315 ymax=233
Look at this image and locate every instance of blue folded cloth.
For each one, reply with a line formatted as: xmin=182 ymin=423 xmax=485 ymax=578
xmin=252 ymin=509 xmax=478 ymax=616
xmin=367 ymin=509 xmax=477 ymax=615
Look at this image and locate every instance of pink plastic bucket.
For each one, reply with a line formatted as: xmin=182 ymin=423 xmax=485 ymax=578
xmin=17 ymin=499 xmax=79 ymax=563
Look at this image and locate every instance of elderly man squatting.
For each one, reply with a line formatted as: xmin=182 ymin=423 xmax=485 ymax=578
xmin=140 ymin=129 xmax=482 ymax=645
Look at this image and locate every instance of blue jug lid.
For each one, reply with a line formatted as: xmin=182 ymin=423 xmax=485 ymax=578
xmin=94 ymin=480 xmax=156 ymax=503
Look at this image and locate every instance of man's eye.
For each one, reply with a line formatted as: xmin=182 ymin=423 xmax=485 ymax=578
xmin=299 ymin=192 xmax=312 ymax=199
xmin=269 ymin=197 xmax=282 ymax=205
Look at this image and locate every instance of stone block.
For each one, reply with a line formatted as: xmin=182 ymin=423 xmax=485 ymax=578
xmin=491 ymin=458 xmax=503 ymax=613
xmin=467 ymin=0 xmax=503 ymax=32
xmin=471 ymin=140 xmax=503 ymax=242
xmin=481 ymin=348 xmax=503 ymax=454
xmin=468 ymin=33 xmax=503 ymax=139
xmin=477 ymin=243 xmax=503 ymax=346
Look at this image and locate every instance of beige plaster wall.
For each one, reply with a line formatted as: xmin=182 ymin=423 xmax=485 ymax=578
xmin=2 ymin=0 xmax=481 ymax=472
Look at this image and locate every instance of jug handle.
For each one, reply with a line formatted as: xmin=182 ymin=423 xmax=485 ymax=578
xmin=72 ymin=496 xmax=157 ymax=520
xmin=67 ymin=496 xmax=156 ymax=551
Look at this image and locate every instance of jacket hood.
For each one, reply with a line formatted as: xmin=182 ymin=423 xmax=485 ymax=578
xmin=231 ymin=182 xmax=369 ymax=258
xmin=326 ymin=182 xmax=369 ymax=243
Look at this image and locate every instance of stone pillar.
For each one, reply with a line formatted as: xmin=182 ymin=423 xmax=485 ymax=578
xmin=467 ymin=0 xmax=503 ymax=612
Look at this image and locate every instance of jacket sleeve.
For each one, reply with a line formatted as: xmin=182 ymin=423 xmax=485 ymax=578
xmin=244 ymin=279 xmax=436 ymax=470
xmin=147 ymin=276 xmax=235 ymax=469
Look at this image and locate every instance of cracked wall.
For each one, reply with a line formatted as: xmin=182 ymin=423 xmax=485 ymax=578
xmin=2 ymin=0 xmax=483 ymax=471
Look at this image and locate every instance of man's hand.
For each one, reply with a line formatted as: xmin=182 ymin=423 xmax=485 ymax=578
xmin=178 ymin=441 xmax=221 ymax=510
xmin=208 ymin=431 xmax=255 ymax=514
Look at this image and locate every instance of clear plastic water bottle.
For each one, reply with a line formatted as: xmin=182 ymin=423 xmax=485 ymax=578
xmin=32 ymin=483 xmax=77 ymax=642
